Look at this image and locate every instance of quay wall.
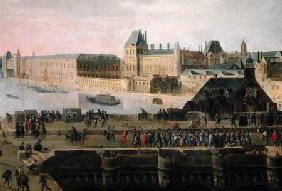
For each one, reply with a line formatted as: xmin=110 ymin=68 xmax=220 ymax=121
xmin=42 ymin=147 xmax=282 ymax=191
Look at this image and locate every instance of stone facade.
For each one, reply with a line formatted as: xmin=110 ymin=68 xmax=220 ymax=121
xmin=128 ymin=75 xmax=180 ymax=94
xmin=255 ymin=51 xmax=282 ymax=111
xmin=24 ymin=54 xmax=78 ymax=88
xmin=181 ymin=50 xmax=208 ymax=70
xmin=2 ymin=51 xmax=122 ymax=89
xmin=77 ymin=77 xmax=129 ymax=91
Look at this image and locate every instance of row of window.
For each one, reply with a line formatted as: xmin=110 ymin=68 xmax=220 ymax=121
xmin=142 ymin=57 xmax=174 ymax=62
xmin=126 ymin=65 xmax=136 ymax=71
xmin=125 ymin=57 xmax=136 ymax=62
xmin=78 ymin=64 xmax=119 ymax=71
xmin=28 ymin=61 xmax=75 ymax=69
xmin=126 ymin=48 xmax=145 ymax=55
xmin=135 ymin=82 xmax=149 ymax=86
xmin=79 ymin=79 xmax=120 ymax=86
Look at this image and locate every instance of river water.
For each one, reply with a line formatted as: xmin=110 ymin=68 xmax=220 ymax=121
xmin=0 ymin=78 xmax=189 ymax=117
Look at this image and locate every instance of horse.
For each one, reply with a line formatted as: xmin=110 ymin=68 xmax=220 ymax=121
xmin=66 ymin=129 xmax=87 ymax=144
xmin=6 ymin=113 xmax=12 ymax=123
xmin=16 ymin=173 xmax=29 ymax=191
xmin=2 ymin=170 xmax=12 ymax=187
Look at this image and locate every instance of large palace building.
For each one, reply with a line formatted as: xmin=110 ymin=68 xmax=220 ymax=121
xmin=2 ymin=51 xmax=122 ymax=89
xmin=122 ymin=30 xmax=208 ymax=78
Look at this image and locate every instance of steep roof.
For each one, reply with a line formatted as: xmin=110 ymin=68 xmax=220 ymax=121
xmin=199 ymin=78 xmax=243 ymax=89
xmin=204 ymin=40 xmax=223 ymax=54
xmin=192 ymin=78 xmax=244 ymax=102
xmin=124 ymin=30 xmax=146 ymax=47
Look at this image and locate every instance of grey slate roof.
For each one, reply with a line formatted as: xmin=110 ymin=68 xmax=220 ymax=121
xmin=77 ymin=54 xmax=118 ymax=61
xmin=181 ymin=69 xmax=244 ymax=76
xmin=250 ymin=51 xmax=281 ymax=62
xmin=211 ymin=62 xmax=243 ymax=70
xmin=199 ymin=78 xmax=244 ymax=89
xmin=124 ymin=30 xmax=146 ymax=47
xmin=192 ymin=78 xmax=244 ymax=102
xmin=25 ymin=54 xmax=81 ymax=60
xmin=204 ymin=40 xmax=223 ymax=54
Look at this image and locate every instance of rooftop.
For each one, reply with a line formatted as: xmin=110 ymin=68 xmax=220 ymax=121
xmin=181 ymin=69 xmax=244 ymax=76
xmin=25 ymin=54 xmax=81 ymax=60
xmin=124 ymin=30 xmax=146 ymax=47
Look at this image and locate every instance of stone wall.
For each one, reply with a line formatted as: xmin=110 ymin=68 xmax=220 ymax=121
xmin=76 ymin=77 xmax=129 ymax=91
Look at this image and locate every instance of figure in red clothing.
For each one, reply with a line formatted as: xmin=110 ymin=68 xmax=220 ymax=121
xmin=141 ymin=131 xmax=148 ymax=147
xmin=271 ymin=129 xmax=279 ymax=147
xmin=120 ymin=130 xmax=128 ymax=145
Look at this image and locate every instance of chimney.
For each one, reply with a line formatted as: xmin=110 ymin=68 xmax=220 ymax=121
xmin=159 ymin=44 xmax=162 ymax=50
xmin=145 ymin=31 xmax=147 ymax=44
xmin=257 ymin=51 xmax=260 ymax=62
xmin=205 ymin=41 xmax=207 ymax=50
xmin=261 ymin=51 xmax=263 ymax=60
xmin=167 ymin=43 xmax=170 ymax=50
xmin=16 ymin=49 xmax=21 ymax=57
xmin=151 ymin=44 xmax=154 ymax=50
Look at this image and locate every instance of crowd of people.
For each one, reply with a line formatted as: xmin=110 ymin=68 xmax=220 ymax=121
xmin=15 ymin=115 xmax=47 ymax=139
xmin=84 ymin=109 xmax=109 ymax=128
xmin=3 ymin=108 xmax=282 ymax=191
xmin=119 ymin=128 xmax=252 ymax=148
xmin=40 ymin=110 xmax=62 ymax=123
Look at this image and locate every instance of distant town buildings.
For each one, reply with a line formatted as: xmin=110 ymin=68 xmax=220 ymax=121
xmin=253 ymin=51 xmax=282 ymax=110
xmin=129 ymin=74 xmax=180 ymax=93
xmin=183 ymin=56 xmax=277 ymax=118
xmin=1 ymin=29 xmax=281 ymax=103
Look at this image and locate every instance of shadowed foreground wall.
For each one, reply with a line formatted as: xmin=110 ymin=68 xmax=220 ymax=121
xmin=42 ymin=148 xmax=282 ymax=191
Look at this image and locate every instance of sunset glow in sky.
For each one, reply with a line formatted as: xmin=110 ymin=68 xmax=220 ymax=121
xmin=0 ymin=0 xmax=281 ymax=56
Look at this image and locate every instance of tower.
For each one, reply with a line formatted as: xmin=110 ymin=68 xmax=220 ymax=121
xmin=241 ymin=40 xmax=247 ymax=56
xmin=123 ymin=30 xmax=147 ymax=77
xmin=174 ymin=42 xmax=181 ymax=76
xmin=14 ymin=49 xmax=21 ymax=78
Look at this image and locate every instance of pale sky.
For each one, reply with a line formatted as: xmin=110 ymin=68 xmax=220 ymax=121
xmin=0 ymin=0 xmax=281 ymax=57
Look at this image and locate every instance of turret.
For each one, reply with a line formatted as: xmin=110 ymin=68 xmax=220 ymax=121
xmin=241 ymin=39 xmax=247 ymax=56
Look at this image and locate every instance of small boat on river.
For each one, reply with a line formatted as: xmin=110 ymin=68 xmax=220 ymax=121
xmin=86 ymin=94 xmax=120 ymax=105
xmin=6 ymin=94 xmax=19 ymax=99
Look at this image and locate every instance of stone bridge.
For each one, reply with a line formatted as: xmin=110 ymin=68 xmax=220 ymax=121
xmin=41 ymin=147 xmax=282 ymax=191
